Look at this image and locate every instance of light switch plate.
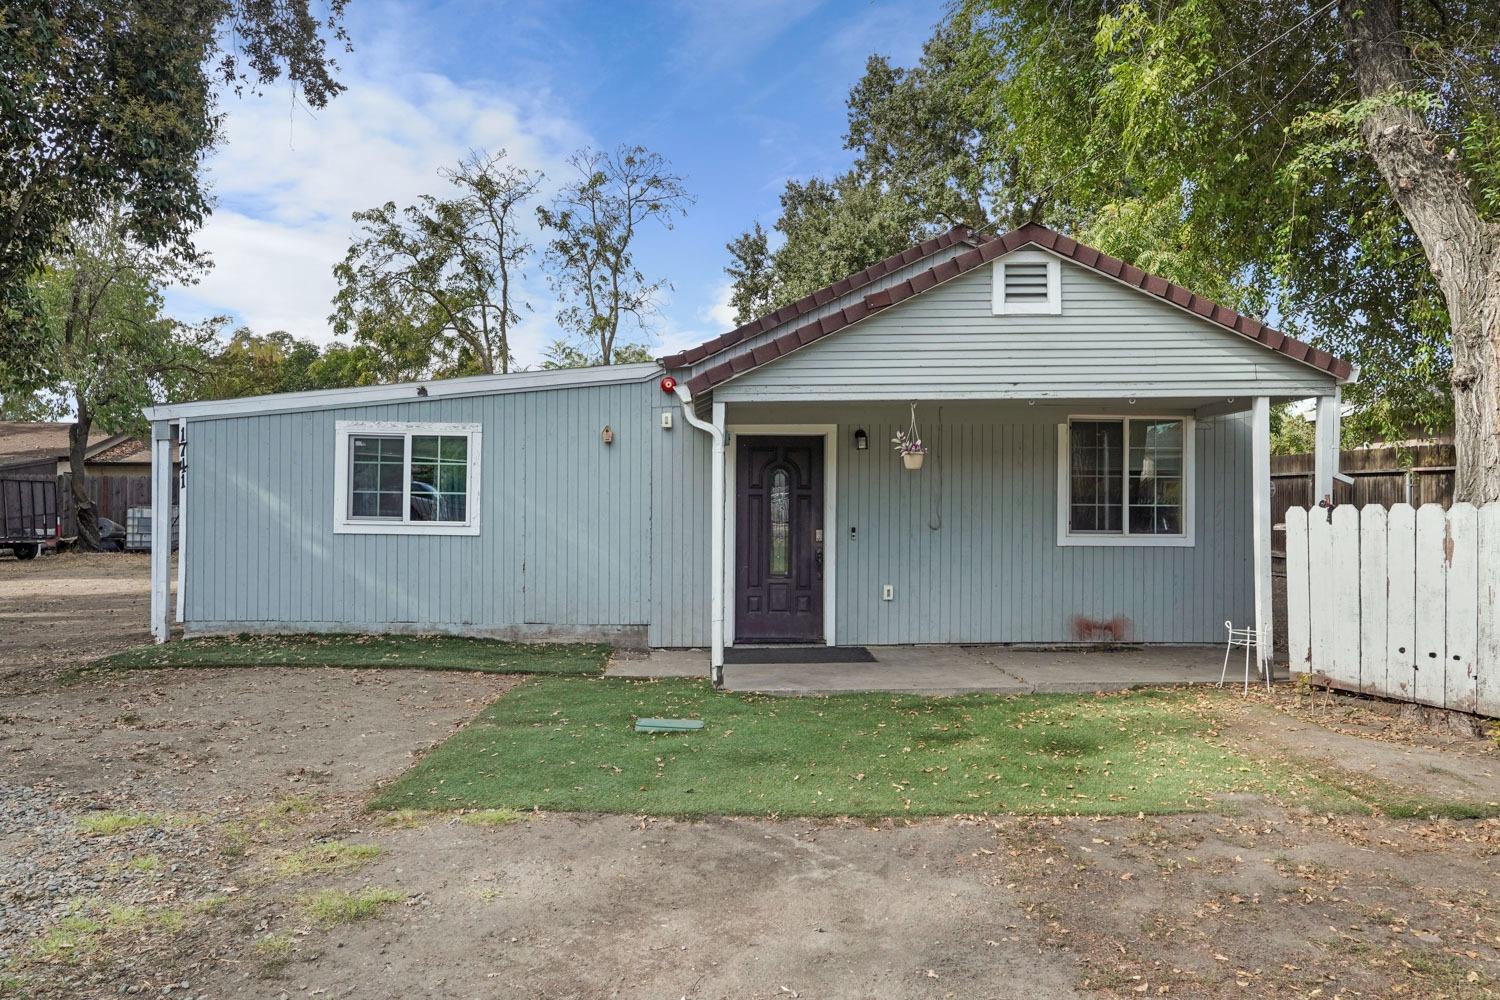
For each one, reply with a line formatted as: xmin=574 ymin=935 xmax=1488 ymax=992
xmin=881 ymin=584 xmax=894 ymax=601
xmin=660 ymin=412 xmax=673 ymax=429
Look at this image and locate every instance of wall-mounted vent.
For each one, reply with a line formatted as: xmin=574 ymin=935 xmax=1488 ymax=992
xmin=1003 ymin=262 xmax=1050 ymax=303
xmin=992 ymin=253 xmax=1061 ymax=315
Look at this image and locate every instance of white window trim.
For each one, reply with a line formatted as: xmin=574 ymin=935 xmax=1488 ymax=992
xmin=333 ymin=420 xmax=482 ymax=536
xmin=992 ymin=249 xmax=1062 ymax=315
xmin=1056 ymin=415 xmax=1195 ymax=548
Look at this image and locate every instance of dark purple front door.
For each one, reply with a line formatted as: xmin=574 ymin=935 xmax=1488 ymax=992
xmin=735 ymin=436 xmax=824 ymax=643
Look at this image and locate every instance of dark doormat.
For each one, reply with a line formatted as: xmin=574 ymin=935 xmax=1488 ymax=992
xmin=724 ymin=646 xmax=876 ymax=665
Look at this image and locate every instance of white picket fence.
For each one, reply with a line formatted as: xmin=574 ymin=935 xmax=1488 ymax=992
xmin=1285 ymin=503 xmax=1500 ymax=717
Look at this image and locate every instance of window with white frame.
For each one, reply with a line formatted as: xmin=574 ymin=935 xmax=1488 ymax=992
xmin=1057 ymin=416 xmax=1194 ymax=547
xmin=333 ymin=421 xmax=482 ymax=535
xmin=992 ymin=250 xmax=1061 ymax=315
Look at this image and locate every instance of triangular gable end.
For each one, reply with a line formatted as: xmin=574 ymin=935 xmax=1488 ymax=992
xmin=677 ymin=224 xmax=1352 ymax=399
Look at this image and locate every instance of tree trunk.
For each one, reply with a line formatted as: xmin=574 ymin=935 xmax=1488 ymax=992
xmin=1342 ymin=0 xmax=1500 ymax=501
xmin=69 ymin=399 xmax=103 ymax=551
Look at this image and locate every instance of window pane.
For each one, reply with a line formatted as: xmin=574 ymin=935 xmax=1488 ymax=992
xmin=1128 ymin=420 xmax=1185 ymax=535
xmin=411 ymin=434 xmax=469 ymax=523
xmin=1068 ymin=420 xmax=1123 ymax=533
xmin=769 ymin=469 xmax=790 ymax=576
xmin=350 ymin=435 xmax=405 ymax=520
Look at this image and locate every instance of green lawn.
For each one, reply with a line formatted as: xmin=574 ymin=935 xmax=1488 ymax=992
xmin=95 ymin=634 xmax=609 ymax=675
xmin=371 ymin=677 xmax=1350 ymax=817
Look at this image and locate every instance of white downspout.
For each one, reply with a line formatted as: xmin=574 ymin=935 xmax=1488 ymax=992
xmin=673 ymin=383 xmax=725 ymax=685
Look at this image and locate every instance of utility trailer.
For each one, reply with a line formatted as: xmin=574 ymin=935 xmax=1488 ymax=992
xmin=0 ymin=477 xmax=59 ymax=559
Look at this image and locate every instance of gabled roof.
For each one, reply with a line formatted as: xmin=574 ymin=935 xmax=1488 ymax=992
xmin=672 ymin=223 xmax=1354 ymax=397
xmin=657 ymin=224 xmax=978 ymax=370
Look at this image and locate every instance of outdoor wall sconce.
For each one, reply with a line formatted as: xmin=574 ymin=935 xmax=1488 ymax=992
xmin=854 ymin=428 xmax=868 ymax=450
xmin=602 ymin=425 xmax=614 ymax=445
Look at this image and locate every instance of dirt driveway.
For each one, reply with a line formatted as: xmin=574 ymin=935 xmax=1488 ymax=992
xmin=3 ymin=554 xmax=1499 ymax=998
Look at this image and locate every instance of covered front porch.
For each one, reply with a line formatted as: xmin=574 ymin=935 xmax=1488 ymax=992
xmin=612 ymin=643 xmax=1237 ymax=696
xmin=668 ymin=392 xmax=1337 ymax=688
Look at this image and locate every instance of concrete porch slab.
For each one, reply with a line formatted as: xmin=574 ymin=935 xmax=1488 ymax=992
xmin=608 ymin=644 xmax=1243 ymax=696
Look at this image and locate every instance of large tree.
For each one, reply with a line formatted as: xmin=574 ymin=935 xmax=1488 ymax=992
xmin=1 ymin=0 xmax=348 ymax=337
xmin=538 ymin=146 xmax=692 ymax=365
xmin=24 ymin=212 xmax=215 ymax=550
xmin=333 ymin=150 xmax=543 ymax=377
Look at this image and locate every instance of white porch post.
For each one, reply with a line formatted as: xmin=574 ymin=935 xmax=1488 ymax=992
xmin=1313 ymin=389 xmax=1341 ymax=509
xmin=1251 ymin=396 xmax=1274 ymax=684
xmin=149 ymin=420 xmax=175 ymax=643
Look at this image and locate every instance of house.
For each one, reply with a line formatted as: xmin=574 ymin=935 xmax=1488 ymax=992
xmin=141 ymin=224 xmax=1354 ymax=681
xmin=0 ymin=422 xmax=154 ymax=537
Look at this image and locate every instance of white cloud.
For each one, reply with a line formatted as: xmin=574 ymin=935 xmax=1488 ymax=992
xmin=166 ymin=61 xmax=589 ymax=363
xmin=705 ymin=282 xmax=737 ymax=330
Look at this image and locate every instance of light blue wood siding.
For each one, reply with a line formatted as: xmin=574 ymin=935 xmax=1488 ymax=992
xmin=728 ymin=401 xmax=1251 ymax=645
xmin=716 ymin=259 xmax=1337 ymax=401
xmin=681 ymin=242 xmax=974 ymax=383
xmin=184 ymin=382 xmax=677 ymax=639
xmin=183 ymin=388 xmax=1250 ymax=646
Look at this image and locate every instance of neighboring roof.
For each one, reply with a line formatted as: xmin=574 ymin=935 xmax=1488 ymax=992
xmin=657 ymin=224 xmax=978 ymax=370
xmin=0 ymin=422 xmax=128 ymax=469
xmin=143 ymin=362 xmax=664 ymax=423
xmin=674 ymin=223 xmax=1354 ymax=397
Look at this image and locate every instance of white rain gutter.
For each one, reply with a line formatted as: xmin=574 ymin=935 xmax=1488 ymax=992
xmin=673 ymin=383 xmax=726 ymax=685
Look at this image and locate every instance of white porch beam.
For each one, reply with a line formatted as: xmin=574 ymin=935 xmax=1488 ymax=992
xmin=1313 ymin=389 xmax=1341 ymax=508
xmin=1251 ymin=396 xmax=1274 ymax=684
xmin=149 ymin=421 xmax=175 ymax=643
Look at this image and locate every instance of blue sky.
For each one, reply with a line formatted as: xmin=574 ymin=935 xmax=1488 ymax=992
xmin=166 ymin=0 xmax=945 ymax=366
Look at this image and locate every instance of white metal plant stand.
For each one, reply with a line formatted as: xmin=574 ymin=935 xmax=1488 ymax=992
xmin=1219 ymin=620 xmax=1265 ymax=694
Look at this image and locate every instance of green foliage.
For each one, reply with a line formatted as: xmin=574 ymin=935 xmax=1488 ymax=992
xmin=1270 ymin=406 xmax=1315 ymax=456
xmin=540 ymin=339 xmax=654 ymax=370
xmin=4 ymin=212 xmax=214 ymax=439
xmin=1 ymin=0 xmax=348 ymax=341
xmin=538 ymin=145 xmax=692 ymax=364
xmin=333 ymin=150 xmax=542 ymax=377
xmin=723 ymin=223 xmax=774 ymax=326
xmin=193 ymin=327 xmax=386 ymax=400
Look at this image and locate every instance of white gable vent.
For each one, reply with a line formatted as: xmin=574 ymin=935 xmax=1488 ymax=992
xmin=992 ymin=251 xmax=1061 ymax=315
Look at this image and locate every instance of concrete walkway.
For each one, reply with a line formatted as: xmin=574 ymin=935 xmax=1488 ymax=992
xmin=607 ymin=644 xmax=1239 ymax=696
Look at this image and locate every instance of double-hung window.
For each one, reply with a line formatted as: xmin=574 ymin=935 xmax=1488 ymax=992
xmin=1057 ymin=416 xmax=1194 ymax=547
xmin=333 ymin=421 xmax=482 ymax=535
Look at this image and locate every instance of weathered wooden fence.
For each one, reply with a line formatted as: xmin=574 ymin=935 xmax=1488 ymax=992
xmin=1285 ymin=503 xmax=1500 ymax=717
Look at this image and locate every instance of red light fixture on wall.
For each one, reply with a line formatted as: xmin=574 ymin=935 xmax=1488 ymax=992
xmin=659 ymin=375 xmax=678 ymax=394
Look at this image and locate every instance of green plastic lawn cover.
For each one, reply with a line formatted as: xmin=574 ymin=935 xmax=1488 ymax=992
xmin=634 ymin=718 xmax=704 ymax=733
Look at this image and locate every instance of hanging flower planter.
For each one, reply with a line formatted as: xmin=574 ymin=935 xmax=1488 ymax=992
xmin=892 ymin=402 xmax=928 ymax=472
